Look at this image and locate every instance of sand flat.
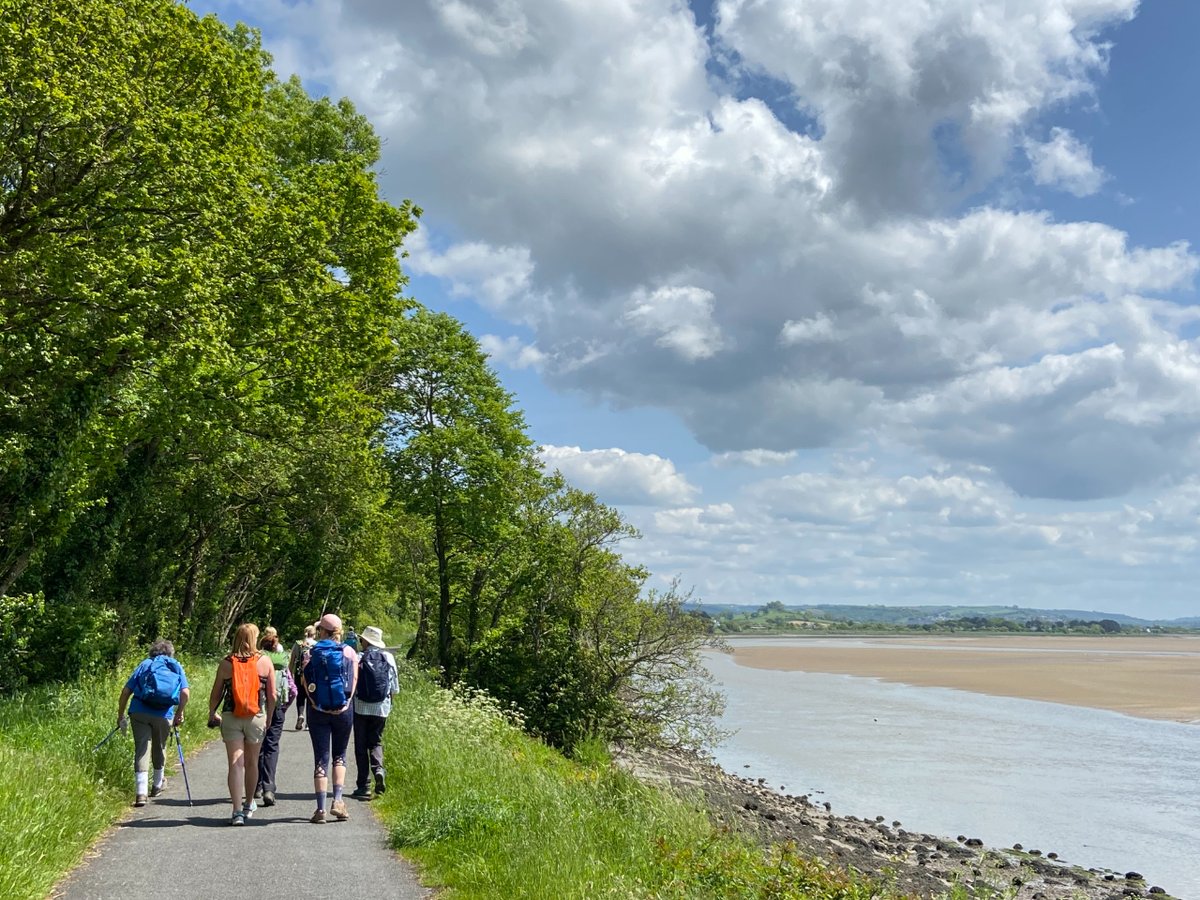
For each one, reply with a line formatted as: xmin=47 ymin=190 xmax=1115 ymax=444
xmin=729 ymin=635 xmax=1200 ymax=723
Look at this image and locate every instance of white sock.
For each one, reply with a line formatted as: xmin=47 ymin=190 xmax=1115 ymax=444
xmin=153 ymin=768 xmax=164 ymax=789
xmin=135 ymin=771 xmax=149 ymax=795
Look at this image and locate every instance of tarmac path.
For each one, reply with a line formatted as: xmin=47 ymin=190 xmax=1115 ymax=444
xmin=55 ymin=718 xmax=431 ymax=900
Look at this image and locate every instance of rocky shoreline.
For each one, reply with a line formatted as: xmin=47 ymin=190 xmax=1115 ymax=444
xmin=613 ymin=745 xmax=1178 ymax=900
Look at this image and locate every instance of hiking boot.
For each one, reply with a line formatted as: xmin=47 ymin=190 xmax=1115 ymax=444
xmin=310 ymin=809 xmax=326 ymax=824
xmin=242 ymin=800 xmax=257 ymax=819
xmin=149 ymin=785 xmax=164 ymax=798
xmin=330 ymin=798 xmax=349 ymax=821
xmin=261 ymin=790 xmax=276 ymax=807
xmin=133 ymin=794 xmax=148 ymax=808
xmin=350 ymin=787 xmax=373 ymax=800
xmin=231 ymin=811 xmax=245 ymax=826
xmin=253 ymin=787 xmax=263 ymax=800
xmin=374 ymin=770 xmax=386 ymax=795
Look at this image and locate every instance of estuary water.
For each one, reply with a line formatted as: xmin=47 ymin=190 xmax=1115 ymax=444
xmin=704 ymin=646 xmax=1200 ymax=898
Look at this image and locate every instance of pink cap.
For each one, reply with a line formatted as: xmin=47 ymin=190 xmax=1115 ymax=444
xmin=318 ymin=613 xmax=342 ymax=632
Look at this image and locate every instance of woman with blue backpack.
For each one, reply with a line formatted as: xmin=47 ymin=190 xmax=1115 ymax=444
xmin=301 ymin=613 xmax=359 ymax=824
xmin=116 ymin=640 xmax=190 ymax=808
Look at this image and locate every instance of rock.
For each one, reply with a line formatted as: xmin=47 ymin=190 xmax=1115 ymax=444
xmin=957 ymin=835 xmax=967 ymax=842
xmin=892 ymin=820 xmax=902 ymax=827
xmin=1148 ymin=887 xmax=1165 ymax=894
xmin=1126 ymin=873 xmax=1144 ymax=881
xmin=1013 ymin=843 xmax=1024 ymax=850
xmin=823 ymin=801 xmax=831 ymax=811
xmin=1048 ymin=852 xmax=1059 ymax=859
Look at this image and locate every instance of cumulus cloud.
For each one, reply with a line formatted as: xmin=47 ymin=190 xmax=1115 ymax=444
xmin=1024 ymin=127 xmax=1107 ymax=196
xmin=537 ymin=445 xmax=699 ymax=506
xmin=199 ymin=0 xmax=1200 ymax=508
xmin=624 ymin=285 xmax=724 ymax=361
xmin=478 ymin=334 xmax=546 ymax=370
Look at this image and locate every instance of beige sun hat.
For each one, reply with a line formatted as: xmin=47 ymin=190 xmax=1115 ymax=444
xmin=359 ymin=625 xmax=386 ymax=648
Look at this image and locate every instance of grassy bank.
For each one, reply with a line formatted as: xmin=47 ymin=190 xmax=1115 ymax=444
xmin=0 ymin=657 xmax=217 ymax=900
xmin=374 ymin=670 xmax=904 ymax=900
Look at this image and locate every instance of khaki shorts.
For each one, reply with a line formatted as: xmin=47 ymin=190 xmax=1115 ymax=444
xmin=220 ymin=712 xmax=266 ymax=744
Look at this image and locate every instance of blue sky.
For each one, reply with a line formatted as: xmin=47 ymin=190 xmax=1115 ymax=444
xmin=191 ymin=0 xmax=1200 ymax=620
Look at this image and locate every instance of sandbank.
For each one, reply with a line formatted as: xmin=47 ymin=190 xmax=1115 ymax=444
xmin=728 ymin=635 xmax=1200 ymax=723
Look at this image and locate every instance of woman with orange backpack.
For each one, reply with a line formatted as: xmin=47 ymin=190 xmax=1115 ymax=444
xmin=207 ymin=623 xmax=277 ymax=825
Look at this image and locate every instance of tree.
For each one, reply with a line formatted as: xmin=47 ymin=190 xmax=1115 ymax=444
xmin=1 ymin=0 xmax=419 ymax=677
xmin=385 ymin=310 xmax=533 ymax=679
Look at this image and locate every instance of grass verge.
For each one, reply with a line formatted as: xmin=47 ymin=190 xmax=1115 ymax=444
xmin=0 ymin=656 xmax=217 ymax=900
xmin=374 ymin=670 xmax=910 ymax=899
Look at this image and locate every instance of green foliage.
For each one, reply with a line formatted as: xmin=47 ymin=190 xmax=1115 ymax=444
xmin=1 ymin=0 xmax=418 ymax=668
xmin=374 ymin=669 xmax=907 ymax=900
xmin=0 ymin=592 xmax=117 ymax=692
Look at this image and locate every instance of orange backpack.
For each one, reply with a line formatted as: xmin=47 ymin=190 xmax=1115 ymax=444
xmin=229 ymin=654 xmax=262 ymax=717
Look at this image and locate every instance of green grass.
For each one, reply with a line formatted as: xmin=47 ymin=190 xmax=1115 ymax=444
xmin=375 ymin=671 xmax=908 ymax=899
xmin=0 ymin=656 xmax=217 ymax=900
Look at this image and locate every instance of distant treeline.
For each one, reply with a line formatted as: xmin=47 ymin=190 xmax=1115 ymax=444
xmin=699 ymin=601 xmax=1198 ymax=635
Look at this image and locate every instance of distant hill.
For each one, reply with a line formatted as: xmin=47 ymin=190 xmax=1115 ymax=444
xmin=686 ymin=602 xmax=1194 ymax=628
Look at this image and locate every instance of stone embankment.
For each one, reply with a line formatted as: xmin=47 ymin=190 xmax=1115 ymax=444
xmin=613 ymin=745 xmax=1177 ymax=900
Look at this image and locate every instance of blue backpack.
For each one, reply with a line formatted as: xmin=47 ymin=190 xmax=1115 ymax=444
xmin=133 ymin=656 xmax=183 ymax=710
xmin=303 ymin=640 xmax=350 ymax=710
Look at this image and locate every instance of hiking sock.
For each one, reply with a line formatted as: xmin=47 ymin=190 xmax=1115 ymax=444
xmin=332 ymin=785 xmax=344 ymax=802
xmin=315 ymin=791 xmax=327 ymax=812
xmin=153 ymin=768 xmax=164 ymax=790
xmin=135 ymin=771 xmax=149 ymax=795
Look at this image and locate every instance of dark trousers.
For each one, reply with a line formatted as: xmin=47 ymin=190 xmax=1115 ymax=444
xmin=294 ymin=687 xmax=307 ymax=722
xmin=257 ymin=695 xmax=293 ymax=792
xmin=353 ymin=712 xmax=387 ymax=791
xmin=308 ymin=706 xmax=353 ymax=776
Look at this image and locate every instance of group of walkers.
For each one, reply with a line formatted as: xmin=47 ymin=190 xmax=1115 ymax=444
xmin=116 ymin=613 xmax=399 ymax=825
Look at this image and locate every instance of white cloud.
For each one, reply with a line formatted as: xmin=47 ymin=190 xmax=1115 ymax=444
xmin=478 ymin=334 xmax=546 ymax=370
xmin=405 ymin=228 xmax=544 ymax=323
xmin=711 ymin=449 xmax=798 ymax=467
xmin=537 ymin=445 xmax=699 ymax=506
xmin=1024 ymin=127 xmax=1107 ymax=196
xmin=624 ymin=284 xmax=725 ymax=361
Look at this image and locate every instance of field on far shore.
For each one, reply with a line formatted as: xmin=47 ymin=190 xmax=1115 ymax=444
xmin=728 ymin=635 xmax=1200 ymax=723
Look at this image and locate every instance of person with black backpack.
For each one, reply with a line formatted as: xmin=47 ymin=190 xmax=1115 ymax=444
xmin=116 ymin=640 xmax=190 ymax=808
xmin=301 ymin=613 xmax=359 ymax=824
xmin=350 ymin=625 xmax=398 ymax=801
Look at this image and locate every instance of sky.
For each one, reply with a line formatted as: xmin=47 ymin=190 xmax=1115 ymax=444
xmin=189 ymin=0 xmax=1200 ymax=621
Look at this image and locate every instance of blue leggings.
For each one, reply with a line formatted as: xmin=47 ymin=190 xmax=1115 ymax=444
xmin=307 ymin=706 xmax=353 ymax=777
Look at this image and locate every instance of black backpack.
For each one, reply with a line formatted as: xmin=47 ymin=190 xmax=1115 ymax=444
xmin=357 ymin=647 xmax=390 ymax=703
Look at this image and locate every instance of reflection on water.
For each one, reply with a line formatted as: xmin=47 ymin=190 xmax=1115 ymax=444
xmin=705 ymin=648 xmax=1200 ymax=898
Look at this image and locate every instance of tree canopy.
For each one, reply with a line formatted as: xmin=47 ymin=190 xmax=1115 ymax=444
xmin=0 ymin=0 xmax=721 ymax=753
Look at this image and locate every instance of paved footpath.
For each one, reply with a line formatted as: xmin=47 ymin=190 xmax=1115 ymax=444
xmin=56 ymin=720 xmax=431 ymax=900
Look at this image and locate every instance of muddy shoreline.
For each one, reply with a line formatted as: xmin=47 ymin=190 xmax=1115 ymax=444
xmin=615 ymin=744 xmax=1178 ymax=899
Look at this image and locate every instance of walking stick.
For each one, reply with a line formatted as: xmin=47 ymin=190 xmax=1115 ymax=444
xmin=173 ymin=728 xmax=193 ymax=806
xmin=92 ymin=726 xmax=120 ymax=753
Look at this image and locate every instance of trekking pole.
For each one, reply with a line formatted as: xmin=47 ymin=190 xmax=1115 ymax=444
xmin=173 ymin=728 xmax=193 ymax=806
xmin=92 ymin=726 xmax=120 ymax=753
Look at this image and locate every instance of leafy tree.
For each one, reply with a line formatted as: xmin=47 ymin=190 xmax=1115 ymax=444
xmin=385 ymin=309 xmax=533 ymax=679
xmin=1 ymin=0 xmax=418 ymax=676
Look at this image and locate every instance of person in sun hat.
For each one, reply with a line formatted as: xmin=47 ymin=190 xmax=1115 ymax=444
xmin=300 ymin=612 xmax=358 ymax=824
xmin=349 ymin=624 xmax=399 ymax=800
